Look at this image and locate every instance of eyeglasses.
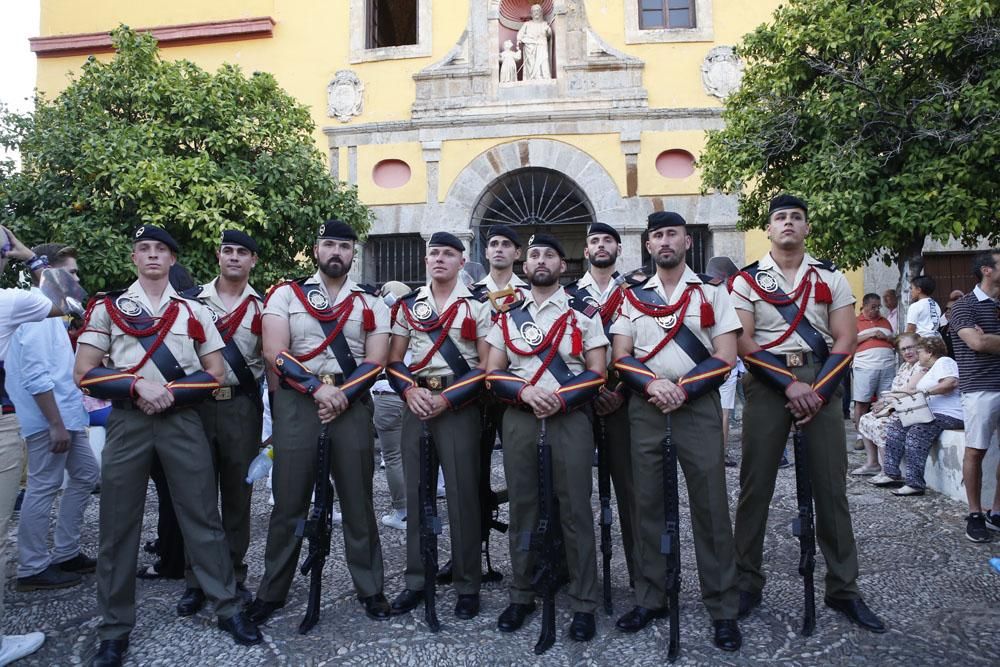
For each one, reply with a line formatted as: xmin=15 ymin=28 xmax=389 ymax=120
xmin=899 ymin=346 xmax=917 ymax=352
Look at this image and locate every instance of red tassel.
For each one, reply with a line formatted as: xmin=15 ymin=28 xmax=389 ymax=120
xmin=571 ymin=325 xmax=583 ymax=356
xmin=461 ymin=315 xmax=477 ymax=341
xmin=188 ymin=317 xmax=206 ymax=344
xmin=363 ymin=307 xmax=375 ymax=332
xmin=700 ymin=300 xmax=715 ymax=328
xmin=814 ymin=279 xmax=832 ymax=304
xmin=251 ymin=312 xmax=262 ymax=335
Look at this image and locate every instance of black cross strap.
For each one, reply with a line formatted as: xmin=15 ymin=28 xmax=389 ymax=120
xmin=506 ymin=306 xmax=575 ymax=385
xmin=401 ymin=294 xmax=472 ymax=377
xmin=628 ymin=284 xmax=711 ymax=365
xmin=128 ymin=303 xmax=186 ymax=383
xmin=742 ymin=267 xmax=830 ymax=362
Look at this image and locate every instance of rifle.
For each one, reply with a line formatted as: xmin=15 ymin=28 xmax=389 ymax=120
xmin=296 ymin=423 xmax=333 ymax=635
xmin=519 ymin=418 xmax=558 ymax=655
xmin=790 ymin=425 xmax=816 ymax=636
xmin=596 ymin=415 xmax=614 ymax=615
xmin=419 ymin=422 xmax=442 ymax=632
xmin=660 ymin=414 xmax=680 ymax=662
xmin=480 ymin=400 xmax=508 ymax=583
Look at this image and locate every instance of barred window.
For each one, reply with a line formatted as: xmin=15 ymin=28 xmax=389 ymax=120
xmin=366 ymin=233 xmax=425 ymax=288
xmin=639 ymin=0 xmax=695 ymax=30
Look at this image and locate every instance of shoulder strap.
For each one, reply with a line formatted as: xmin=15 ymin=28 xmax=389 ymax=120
xmin=401 ymin=293 xmax=472 ymax=377
xmin=628 ymin=285 xmax=711 ymax=364
xmin=742 ymin=265 xmax=830 ymax=361
xmin=506 ymin=306 xmax=574 ymax=385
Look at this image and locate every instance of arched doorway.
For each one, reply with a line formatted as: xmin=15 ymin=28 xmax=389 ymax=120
xmin=471 ymin=167 xmax=595 ymax=281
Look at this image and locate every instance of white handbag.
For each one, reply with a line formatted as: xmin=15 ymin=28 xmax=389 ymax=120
xmin=888 ymin=391 xmax=934 ymax=427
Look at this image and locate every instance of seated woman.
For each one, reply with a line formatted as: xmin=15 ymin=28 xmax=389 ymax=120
xmin=853 ymin=333 xmax=926 ymax=475
xmin=871 ymin=335 xmax=963 ymax=495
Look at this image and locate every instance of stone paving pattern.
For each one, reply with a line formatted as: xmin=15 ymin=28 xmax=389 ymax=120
xmin=5 ymin=418 xmax=1000 ymax=666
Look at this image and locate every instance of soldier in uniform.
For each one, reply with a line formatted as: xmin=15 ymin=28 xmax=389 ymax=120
xmin=470 ymin=224 xmax=528 ymax=308
xmin=563 ymin=222 xmax=638 ymax=588
xmin=246 ymin=219 xmax=391 ymax=625
xmin=485 ymin=234 xmax=607 ymax=641
xmin=175 ymin=230 xmax=264 ymax=616
xmin=74 ymin=225 xmax=261 ymax=667
xmin=731 ymin=194 xmax=884 ymax=632
xmin=385 ymin=232 xmax=492 ymax=620
xmin=610 ymin=212 xmax=742 ymax=651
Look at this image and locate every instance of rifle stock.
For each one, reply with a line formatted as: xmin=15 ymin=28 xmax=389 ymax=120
xmin=596 ymin=416 xmax=614 ymax=616
xmin=480 ymin=401 xmax=507 ymax=583
xmin=419 ymin=422 xmax=442 ymax=632
xmin=296 ymin=423 xmax=333 ymax=635
xmin=791 ymin=426 xmax=816 ymax=636
xmin=660 ymin=414 xmax=680 ymax=662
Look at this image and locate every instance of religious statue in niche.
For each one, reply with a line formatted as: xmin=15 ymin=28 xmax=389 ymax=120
xmin=499 ymin=39 xmax=522 ymax=83
xmin=517 ymin=4 xmax=552 ymax=80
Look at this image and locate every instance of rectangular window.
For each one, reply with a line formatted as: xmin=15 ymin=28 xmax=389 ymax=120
xmin=639 ymin=0 xmax=695 ymax=30
xmin=367 ymin=234 xmax=426 ymax=288
xmin=367 ymin=0 xmax=418 ymax=49
xmin=641 ymin=225 xmax=711 ymax=274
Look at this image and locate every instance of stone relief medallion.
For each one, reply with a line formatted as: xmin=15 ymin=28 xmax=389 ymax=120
xmin=655 ymin=314 xmax=677 ymax=330
xmin=520 ymin=321 xmax=545 ymax=346
xmin=327 ymin=70 xmax=364 ymax=123
xmin=755 ymin=272 xmax=779 ymax=293
xmin=307 ymin=289 xmax=331 ymax=310
xmin=412 ymin=301 xmax=434 ymax=321
xmin=701 ymin=46 xmax=744 ymax=99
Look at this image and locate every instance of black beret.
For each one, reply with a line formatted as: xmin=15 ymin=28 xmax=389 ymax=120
xmin=586 ymin=222 xmax=621 ymax=244
xmin=486 ymin=224 xmax=522 ymax=248
xmin=526 ymin=233 xmax=566 ymax=259
xmin=427 ymin=231 xmax=465 ymax=252
xmin=647 ymin=211 xmax=686 ymax=231
xmin=317 ymin=218 xmax=358 ymax=241
xmin=132 ymin=225 xmax=178 ymax=254
xmin=768 ymin=194 xmax=808 ymax=217
xmin=220 ymin=229 xmax=258 ymax=254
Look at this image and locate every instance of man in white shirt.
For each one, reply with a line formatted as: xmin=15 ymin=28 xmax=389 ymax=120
xmin=905 ymin=275 xmax=942 ymax=337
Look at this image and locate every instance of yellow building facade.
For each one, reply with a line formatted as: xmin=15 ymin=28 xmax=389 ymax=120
xmin=35 ymin=0 xmax=850 ymax=289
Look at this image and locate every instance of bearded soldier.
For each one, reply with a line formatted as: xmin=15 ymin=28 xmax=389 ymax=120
xmin=610 ymin=212 xmax=742 ymax=651
xmin=731 ymin=194 xmax=884 ymax=633
xmin=485 ymin=233 xmax=607 ymax=642
xmin=175 ymin=230 xmax=264 ymax=616
xmin=246 ymin=219 xmax=391 ymax=625
xmin=385 ymin=232 xmax=492 ymax=620
xmin=74 ymin=225 xmax=261 ymax=667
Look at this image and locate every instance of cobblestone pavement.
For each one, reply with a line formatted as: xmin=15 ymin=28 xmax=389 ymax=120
xmin=5 ymin=418 xmax=1000 ymax=666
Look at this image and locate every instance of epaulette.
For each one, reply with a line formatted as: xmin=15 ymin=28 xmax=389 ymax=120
xmin=696 ymin=273 xmax=724 ymax=286
xmin=563 ymin=279 xmax=581 ymax=293
xmin=813 ymin=258 xmax=838 ymax=272
xmin=180 ymin=285 xmax=204 ymax=299
xmin=94 ymin=289 xmax=126 ymax=300
xmin=568 ymin=291 xmax=600 ymax=319
xmin=469 ymin=284 xmax=490 ymax=303
xmin=292 ymin=276 xmax=312 ymax=286
xmin=506 ymin=298 xmax=526 ymax=311
xmin=399 ymin=288 xmax=421 ymax=304
xmin=739 ymin=261 xmax=759 ymax=273
xmin=357 ymin=283 xmax=379 ymax=296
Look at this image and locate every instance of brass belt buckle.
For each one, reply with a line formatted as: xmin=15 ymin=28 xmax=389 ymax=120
xmin=320 ymin=374 xmax=336 ymax=386
xmin=427 ymin=376 xmax=442 ymax=390
xmin=786 ymin=352 xmax=803 ymax=368
xmin=213 ymin=387 xmax=233 ymax=401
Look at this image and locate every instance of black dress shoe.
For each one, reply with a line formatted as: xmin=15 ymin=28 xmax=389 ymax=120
xmin=91 ymin=638 xmax=128 ymax=667
xmin=569 ymin=612 xmax=596 ymax=641
xmin=390 ymin=589 xmax=424 ymax=615
xmin=737 ymin=590 xmax=763 ymax=619
xmin=455 ymin=594 xmax=480 ymax=620
xmin=824 ymin=596 xmax=886 ymax=633
xmin=713 ymin=619 xmax=742 ymax=651
xmin=616 ymin=605 xmax=668 ymax=633
xmin=218 ymin=612 xmax=263 ymax=646
xmin=236 ymin=582 xmax=253 ymax=606
xmin=497 ymin=603 xmax=536 ymax=632
xmin=176 ymin=588 xmax=206 ymax=617
xmin=361 ymin=593 xmax=392 ymax=620
xmin=245 ymin=597 xmax=284 ymax=624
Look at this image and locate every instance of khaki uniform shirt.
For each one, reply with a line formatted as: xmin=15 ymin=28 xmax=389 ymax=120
xmin=730 ymin=252 xmax=854 ymax=354
xmin=79 ymin=280 xmax=224 ymax=383
xmin=486 ymin=287 xmax=608 ymax=393
xmin=196 ymin=277 xmax=264 ymax=386
xmin=263 ymin=272 xmax=390 ymax=375
xmin=610 ymin=266 xmax=741 ymax=381
xmin=473 ymin=273 xmax=528 ymax=314
xmin=572 ymin=270 xmax=622 ymax=308
xmin=390 ymin=282 xmax=492 ymax=377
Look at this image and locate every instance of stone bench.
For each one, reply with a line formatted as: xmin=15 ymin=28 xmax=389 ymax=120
xmin=924 ymin=429 xmax=1000 ymax=504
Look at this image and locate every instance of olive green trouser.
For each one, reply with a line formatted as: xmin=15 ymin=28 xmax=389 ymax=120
xmin=183 ymin=393 xmax=263 ymax=587
xmin=257 ymin=388 xmax=384 ymax=602
xmin=734 ymin=364 xmax=860 ymax=599
xmin=597 ymin=403 xmax=638 ymax=583
xmin=97 ymin=407 xmax=238 ymax=641
xmin=401 ymin=403 xmax=481 ymax=595
xmin=503 ymin=408 xmax=598 ymax=614
xmin=629 ymin=393 xmax=739 ymax=620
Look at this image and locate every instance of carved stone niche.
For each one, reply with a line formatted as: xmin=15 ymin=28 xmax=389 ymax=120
xmin=411 ymin=0 xmax=647 ymax=119
xmin=327 ymin=70 xmax=364 ymax=123
xmin=701 ymin=46 xmax=744 ymax=100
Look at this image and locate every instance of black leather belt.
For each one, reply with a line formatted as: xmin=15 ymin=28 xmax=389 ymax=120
xmin=417 ymin=375 xmax=455 ymax=390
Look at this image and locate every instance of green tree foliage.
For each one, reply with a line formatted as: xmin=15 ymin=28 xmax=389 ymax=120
xmin=0 ymin=26 xmax=371 ymax=292
xmin=700 ymin=0 xmax=999 ymax=272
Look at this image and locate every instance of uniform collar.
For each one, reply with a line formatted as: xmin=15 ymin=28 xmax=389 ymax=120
xmin=127 ymin=279 xmax=178 ymax=314
xmin=758 ymin=251 xmax=820 ymax=285
xmin=520 ymin=286 xmax=567 ymax=312
xmin=202 ymin=277 xmax=260 ymax=312
xmin=304 ymin=271 xmax=360 ymax=305
xmin=477 ymin=272 xmax=527 ymax=292
xmin=639 ymin=266 xmax=700 ymax=301
xmin=577 ymin=269 xmax=621 ymax=293
xmin=415 ymin=281 xmax=471 ymax=311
